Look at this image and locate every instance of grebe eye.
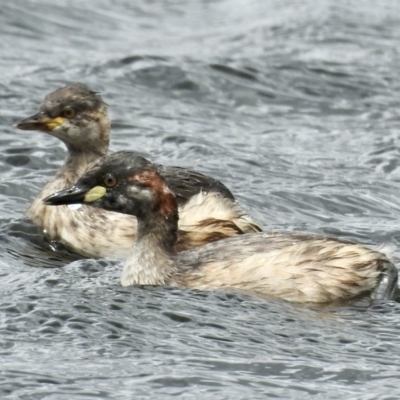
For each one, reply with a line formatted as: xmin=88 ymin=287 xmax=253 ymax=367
xmin=62 ymin=107 xmax=76 ymax=118
xmin=103 ymin=174 xmax=117 ymax=187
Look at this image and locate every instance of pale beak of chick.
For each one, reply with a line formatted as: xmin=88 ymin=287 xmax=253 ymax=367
xmin=15 ymin=112 xmax=65 ymax=132
xmin=44 ymin=185 xmax=107 ymax=206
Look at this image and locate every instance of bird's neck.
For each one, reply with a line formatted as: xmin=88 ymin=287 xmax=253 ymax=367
xmin=59 ymin=148 xmax=105 ymax=184
xmin=121 ymin=211 xmax=179 ymax=286
xmin=62 ymin=112 xmax=110 ymax=178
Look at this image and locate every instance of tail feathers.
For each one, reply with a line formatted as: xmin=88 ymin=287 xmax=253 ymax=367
xmin=372 ymin=261 xmax=399 ymax=301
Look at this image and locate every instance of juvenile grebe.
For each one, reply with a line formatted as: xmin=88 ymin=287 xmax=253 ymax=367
xmin=45 ymin=153 xmax=398 ymax=303
xmin=15 ymin=83 xmax=261 ymax=258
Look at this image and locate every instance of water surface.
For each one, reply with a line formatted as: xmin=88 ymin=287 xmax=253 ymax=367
xmin=1 ymin=0 xmax=400 ymax=398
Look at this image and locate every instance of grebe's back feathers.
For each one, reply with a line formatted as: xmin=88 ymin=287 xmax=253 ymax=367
xmin=157 ymin=164 xmax=235 ymax=203
xmin=177 ymin=231 xmax=397 ymax=303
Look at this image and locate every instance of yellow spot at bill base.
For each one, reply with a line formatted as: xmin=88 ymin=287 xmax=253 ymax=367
xmin=84 ymin=186 xmax=106 ymax=203
xmin=43 ymin=117 xmax=65 ymax=131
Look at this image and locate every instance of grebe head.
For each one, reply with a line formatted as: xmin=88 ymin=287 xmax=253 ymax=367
xmin=15 ymin=83 xmax=110 ymax=155
xmin=44 ymin=151 xmax=177 ymax=219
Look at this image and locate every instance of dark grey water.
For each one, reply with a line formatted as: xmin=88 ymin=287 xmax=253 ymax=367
xmin=1 ymin=0 xmax=400 ymax=398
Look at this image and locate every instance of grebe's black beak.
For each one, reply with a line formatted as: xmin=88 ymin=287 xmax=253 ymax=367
xmin=15 ymin=112 xmax=65 ymax=132
xmin=44 ymin=185 xmax=106 ymax=206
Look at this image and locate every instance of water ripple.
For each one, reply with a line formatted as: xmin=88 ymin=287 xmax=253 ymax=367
xmin=2 ymin=0 xmax=400 ymax=398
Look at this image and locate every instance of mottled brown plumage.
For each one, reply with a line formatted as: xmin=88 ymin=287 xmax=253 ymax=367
xmin=45 ymin=156 xmax=399 ymax=304
xmin=15 ymin=83 xmax=261 ymax=258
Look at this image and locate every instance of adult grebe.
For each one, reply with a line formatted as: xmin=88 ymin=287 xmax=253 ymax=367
xmin=15 ymin=83 xmax=261 ymax=258
xmin=44 ymin=152 xmax=398 ymax=303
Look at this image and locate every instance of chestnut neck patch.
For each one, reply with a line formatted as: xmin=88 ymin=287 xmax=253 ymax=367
xmin=129 ymin=169 xmax=176 ymax=218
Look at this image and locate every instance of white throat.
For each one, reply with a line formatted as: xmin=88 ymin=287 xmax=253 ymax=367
xmin=120 ymin=234 xmax=176 ymax=286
